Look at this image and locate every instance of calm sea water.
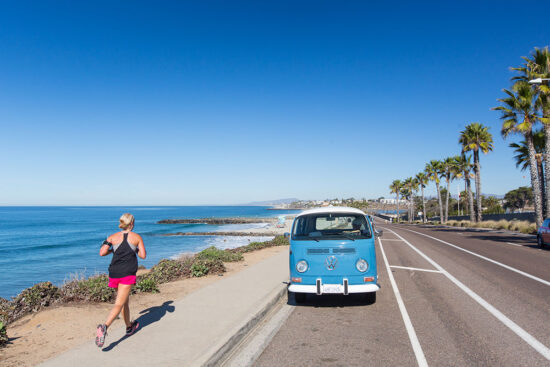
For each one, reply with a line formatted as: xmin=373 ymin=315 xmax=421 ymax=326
xmin=0 ymin=206 xmax=298 ymax=299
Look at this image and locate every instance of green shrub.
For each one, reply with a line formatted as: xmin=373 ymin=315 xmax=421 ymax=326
xmin=0 ymin=298 xmax=11 ymax=325
xmin=0 ymin=321 xmax=7 ymax=348
xmin=10 ymin=282 xmax=61 ymax=322
xmin=197 ymin=246 xmax=243 ymax=262
xmin=148 ymin=259 xmax=191 ymax=284
xmin=234 ymin=235 xmax=289 ymax=254
xmin=135 ymin=275 xmax=159 ymax=293
xmin=191 ymin=258 xmax=225 ymax=277
xmin=61 ymin=274 xmax=115 ymax=303
xmin=191 ymin=261 xmax=209 ymax=277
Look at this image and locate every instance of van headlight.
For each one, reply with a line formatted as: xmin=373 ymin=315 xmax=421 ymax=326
xmin=296 ymin=260 xmax=308 ymax=273
xmin=356 ymin=259 xmax=368 ymax=272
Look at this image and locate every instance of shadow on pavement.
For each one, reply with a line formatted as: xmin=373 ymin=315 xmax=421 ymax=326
xmin=102 ymin=300 xmax=175 ymax=351
xmin=286 ymin=292 xmax=374 ymax=308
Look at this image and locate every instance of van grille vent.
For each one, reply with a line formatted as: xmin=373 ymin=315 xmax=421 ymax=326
xmin=307 ymin=248 xmax=330 ymax=254
xmin=332 ymin=248 xmax=356 ymax=254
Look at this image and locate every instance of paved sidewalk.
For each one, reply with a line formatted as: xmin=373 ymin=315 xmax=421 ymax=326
xmin=39 ymin=250 xmax=289 ymax=367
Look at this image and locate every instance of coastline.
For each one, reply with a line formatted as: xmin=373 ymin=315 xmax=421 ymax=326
xmin=0 ymin=244 xmax=289 ymax=367
xmin=0 ymin=216 xmax=296 ymax=361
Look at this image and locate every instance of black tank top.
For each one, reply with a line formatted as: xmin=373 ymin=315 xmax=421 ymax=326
xmin=108 ymin=233 xmax=138 ymax=278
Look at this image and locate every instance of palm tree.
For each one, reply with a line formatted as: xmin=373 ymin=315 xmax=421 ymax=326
xmin=402 ymin=177 xmax=419 ymax=223
xmin=425 ymin=160 xmax=444 ymax=223
xmin=415 ymin=172 xmax=428 ymax=223
xmin=402 ymin=177 xmax=414 ymax=223
xmin=389 ymin=180 xmax=402 ymax=223
xmin=441 ymin=156 xmax=460 ymax=223
xmin=509 ymin=130 xmax=545 ymax=215
xmin=494 ymin=82 xmax=543 ymax=227
xmin=459 ymin=123 xmax=494 ymax=222
xmin=455 ymin=154 xmax=475 ymax=222
xmin=511 ymin=47 xmax=550 ymax=215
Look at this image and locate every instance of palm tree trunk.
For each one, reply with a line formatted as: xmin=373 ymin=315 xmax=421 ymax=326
xmin=396 ymin=193 xmax=400 ymax=223
xmin=466 ymin=176 xmax=475 ymax=222
xmin=543 ymin=104 xmax=550 ymax=220
xmin=410 ymin=191 xmax=415 ymax=223
xmin=445 ymin=178 xmax=450 ymax=223
xmin=527 ymin=132 xmax=544 ymax=228
xmin=537 ymin=154 xmax=545 ymax=218
xmin=473 ymin=150 xmax=482 ymax=222
xmin=421 ymin=186 xmax=426 ymax=223
xmin=436 ymin=183 xmax=444 ymax=223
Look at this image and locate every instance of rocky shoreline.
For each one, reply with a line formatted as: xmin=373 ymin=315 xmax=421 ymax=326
xmin=160 ymin=231 xmax=280 ymax=237
xmin=158 ymin=217 xmax=278 ymax=225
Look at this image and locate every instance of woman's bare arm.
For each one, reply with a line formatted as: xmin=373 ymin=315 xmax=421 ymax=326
xmin=99 ymin=235 xmax=114 ymax=256
xmin=136 ymin=234 xmax=146 ymax=259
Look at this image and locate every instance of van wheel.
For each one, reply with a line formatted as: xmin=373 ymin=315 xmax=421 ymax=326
xmin=365 ymin=292 xmax=376 ymax=304
xmin=538 ymin=235 xmax=547 ymax=249
xmin=294 ymin=292 xmax=306 ymax=304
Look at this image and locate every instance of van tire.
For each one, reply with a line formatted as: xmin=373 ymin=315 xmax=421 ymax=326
xmin=294 ymin=292 xmax=306 ymax=304
xmin=365 ymin=292 xmax=376 ymax=304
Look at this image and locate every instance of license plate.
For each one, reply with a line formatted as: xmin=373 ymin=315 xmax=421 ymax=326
xmin=322 ymin=284 xmax=343 ymax=294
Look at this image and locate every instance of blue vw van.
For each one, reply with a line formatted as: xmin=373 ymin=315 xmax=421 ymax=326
xmin=287 ymin=207 xmax=381 ymax=304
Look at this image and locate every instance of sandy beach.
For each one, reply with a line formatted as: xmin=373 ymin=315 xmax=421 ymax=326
xmin=0 ymin=216 xmax=296 ymax=367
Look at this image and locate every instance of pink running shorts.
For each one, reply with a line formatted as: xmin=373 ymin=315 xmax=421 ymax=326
xmin=108 ymin=275 xmax=137 ymax=288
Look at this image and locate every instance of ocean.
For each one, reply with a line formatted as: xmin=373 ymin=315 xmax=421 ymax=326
xmin=0 ymin=206 xmax=298 ymax=299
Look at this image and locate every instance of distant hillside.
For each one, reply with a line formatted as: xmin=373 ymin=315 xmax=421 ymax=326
xmin=243 ymin=198 xmax=299 ymax=206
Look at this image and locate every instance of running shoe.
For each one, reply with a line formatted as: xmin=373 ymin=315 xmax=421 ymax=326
xmin=125 ymin=320 xmax=139 ymax=336
xmin=95 ymin=324 xmax=107 ymax=347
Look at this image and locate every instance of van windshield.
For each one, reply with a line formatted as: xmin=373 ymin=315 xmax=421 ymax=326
xmin=292 ymin=213 xmax=372 ymax=241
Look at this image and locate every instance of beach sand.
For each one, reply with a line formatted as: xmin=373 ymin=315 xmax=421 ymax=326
xmin=0 ymin=243 xmax=290 ymax=367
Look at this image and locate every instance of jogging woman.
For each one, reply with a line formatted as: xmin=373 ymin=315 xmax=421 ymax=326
xmin=95 ymin=213 xmax=147 ymax=347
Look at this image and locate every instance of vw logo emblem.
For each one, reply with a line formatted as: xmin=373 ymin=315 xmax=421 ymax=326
xmin=325 ymin=256 xmax=337 ymax=271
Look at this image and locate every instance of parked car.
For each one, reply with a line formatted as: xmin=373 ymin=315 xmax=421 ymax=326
xmin=286 ymin=207 xmax=381 ymax=304
xmin=536 ymin=219 xmax=549 ymax=248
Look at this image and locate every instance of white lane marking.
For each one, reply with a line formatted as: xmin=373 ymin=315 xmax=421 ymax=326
xmin=383 ymin=227 xmax=550 ymax=361
xmin=399 ymin=227 xmax=550 ymax=287
xmin=390 ymin=266 xmax=441 ymax=273
xmin=379 ymin=238 xmax=429 ymax=367
xmin=506 ymin=242 xmax=523 ymax=247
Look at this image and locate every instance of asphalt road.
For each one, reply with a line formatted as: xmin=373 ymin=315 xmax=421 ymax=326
xmin=254 ymin=221 xmax=550 ymax=367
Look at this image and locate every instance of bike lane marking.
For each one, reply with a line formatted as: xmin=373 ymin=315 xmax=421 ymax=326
xmin=378 ymin=237 xmax=429 ymax=367
xmin=382 ymin=227 xmax=550 ymax=361
xmin=400 ymin=227 xmax=550 ymax=287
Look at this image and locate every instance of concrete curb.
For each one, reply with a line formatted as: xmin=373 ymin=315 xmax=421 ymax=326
xmin=202 ymin=285 xmax=287 ymax=367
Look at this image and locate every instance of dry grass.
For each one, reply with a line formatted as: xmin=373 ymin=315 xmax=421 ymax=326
xmin=440 ymin=219 xmax=536 ymax=234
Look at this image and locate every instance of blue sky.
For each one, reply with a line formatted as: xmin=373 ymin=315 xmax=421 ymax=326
xmin=0 ymin=1 xmax=549 ymax=205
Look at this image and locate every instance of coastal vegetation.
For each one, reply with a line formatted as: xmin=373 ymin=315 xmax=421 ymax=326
xmin=0 ymin=235 xmax=289 ymax=348
xmin=388 ymin=46 xmax=549 ymax=227
xmin=418 ymin=219 xmax=537 ymax=234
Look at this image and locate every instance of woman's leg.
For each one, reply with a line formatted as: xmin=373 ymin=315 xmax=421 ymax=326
xmin=105 ymin=284 xmax=132 ymax=327
xmin=121 ymin=294 xmax=131 ymax=327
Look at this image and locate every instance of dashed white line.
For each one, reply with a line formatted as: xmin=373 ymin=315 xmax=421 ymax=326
xmin=506 ymin=242 xmax=523 ymax=247
xmin=378 ymin=238 xmax=428 ymax=367
xmin=390 ymin=265 xmax=441 ymax=273
xmin=399 ymin=227 xmax=550 ymax=287
xmin=383 ymin=227 xmax=550 ymax=361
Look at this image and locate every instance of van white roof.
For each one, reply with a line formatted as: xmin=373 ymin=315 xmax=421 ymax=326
xmin=296 ymin=207 xmax=366 ymax=217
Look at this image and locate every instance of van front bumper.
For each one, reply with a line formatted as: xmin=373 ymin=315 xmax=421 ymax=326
xmin=288 ymin=279 xmax=380 ymax=295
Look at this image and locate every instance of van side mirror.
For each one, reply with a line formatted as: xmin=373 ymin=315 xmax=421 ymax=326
xmin=284 ymin=232 xmax=290 ymax=239
xmin=375 ymin=229 xmax=383 ymax=238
